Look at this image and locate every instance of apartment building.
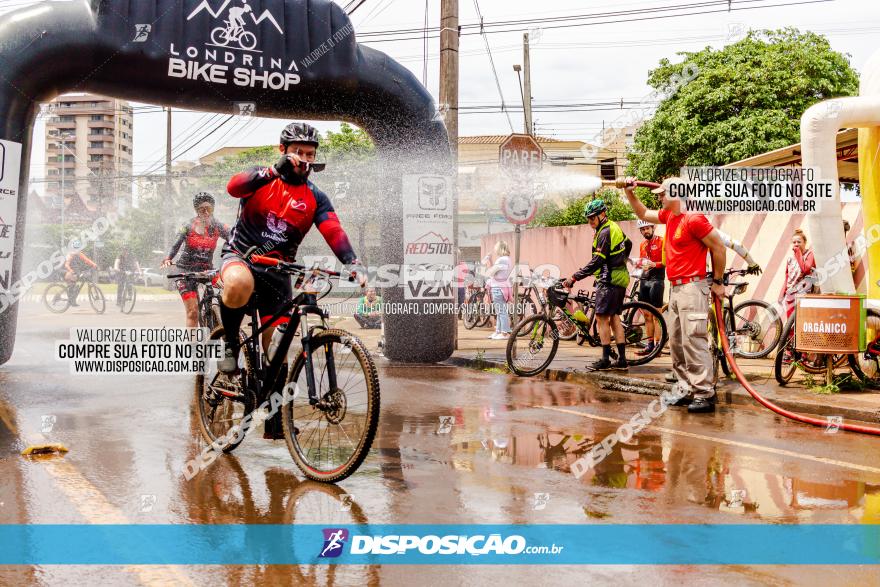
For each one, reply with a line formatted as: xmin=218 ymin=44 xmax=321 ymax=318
xmin=44 ymin=93 xmax=134 ymax=214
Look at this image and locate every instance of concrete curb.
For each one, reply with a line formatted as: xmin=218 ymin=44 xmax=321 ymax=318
xmin=445 ymin=356 xmax=880 ymax=425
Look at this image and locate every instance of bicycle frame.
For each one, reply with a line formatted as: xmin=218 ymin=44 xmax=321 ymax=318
xmin=237 ymin=290 xmax=335 ymax=409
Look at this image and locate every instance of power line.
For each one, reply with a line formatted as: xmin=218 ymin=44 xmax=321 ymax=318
xmin=344 ymin=0 xmax=369 ymax=15
xmin=358 ymin=0 xmax=833 ymax=42
xmin=423 ymin=0 xmax=429 ymax=86
xmin=472 ymin=0 xmax=514 ymax=133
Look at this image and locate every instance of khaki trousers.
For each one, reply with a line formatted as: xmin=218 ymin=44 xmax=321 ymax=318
xmin=668 ymin=279 xmax=715 ymax=399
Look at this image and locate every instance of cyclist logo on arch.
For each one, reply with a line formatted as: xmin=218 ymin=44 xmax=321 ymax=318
xmin=211 ymin=0 xmax=257 ymax=51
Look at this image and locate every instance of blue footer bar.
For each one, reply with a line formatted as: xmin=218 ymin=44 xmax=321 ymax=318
xmin=0 ymin=525 xmax=878 ymax=565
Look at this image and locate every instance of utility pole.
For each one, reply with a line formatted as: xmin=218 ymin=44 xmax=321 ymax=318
xmin=440 ymin=0 xmax=460 ymax=349
xmin=59 ymin=137 xmax=65 ymax=248
xmin=523 ymin=32 xmax=533 ymax=137
xmin=164 ymin=107 xmax=172 ymax=249
xmin=439 ymin=0 xmax=459 ymax=158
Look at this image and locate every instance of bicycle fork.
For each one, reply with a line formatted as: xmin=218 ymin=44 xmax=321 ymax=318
xmin=297 ymin=309 xmax=338 ymax=407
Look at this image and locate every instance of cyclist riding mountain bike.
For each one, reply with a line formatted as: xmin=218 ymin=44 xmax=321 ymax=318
xmin=161 ymin=192 xmax=230 ymax=327
xmin=563 ymin=199 xmax=633 ymax=371
xmin=218 ymin=121 xmax=363 ymax=378
xmin=114 ymin=246 xmax=141 ymax=307
xmin=64 ymin=242 xmax=98 ymax=307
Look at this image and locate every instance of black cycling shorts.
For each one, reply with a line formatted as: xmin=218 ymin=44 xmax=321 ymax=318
xmin=638 ymin=278 xmax=665 ymax=308
xmin=175 ymin=263 xmax=212 ymax=301
xmin=594 ymin=283 xmax=626 ymax=316
xmin=222 ymin=253 xmax=293 ymax=327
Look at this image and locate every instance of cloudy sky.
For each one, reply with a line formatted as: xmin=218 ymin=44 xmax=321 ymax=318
xmin=12 ymin=0 xmax=880 ymax=181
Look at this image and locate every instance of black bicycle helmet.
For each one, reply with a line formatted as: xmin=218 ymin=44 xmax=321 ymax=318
xmin=280 ymin=122 xmax=320 ymax=147
xmin=193 ymin=192 xmax=215 ymax=208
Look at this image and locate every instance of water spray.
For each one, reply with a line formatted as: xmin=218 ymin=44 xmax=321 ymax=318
xmin=606 ymin=177 xmax=880 ymax=436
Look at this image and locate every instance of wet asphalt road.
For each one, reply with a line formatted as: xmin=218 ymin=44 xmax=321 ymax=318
xmin=0 ymin=300 xmax=879 ymax=586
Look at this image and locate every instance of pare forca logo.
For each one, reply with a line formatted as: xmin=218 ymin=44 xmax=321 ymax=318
xmin=319 ymin=528 xmax=349 ymax=558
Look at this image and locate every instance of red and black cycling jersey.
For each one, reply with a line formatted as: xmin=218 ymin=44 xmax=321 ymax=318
xmin=224 ymin=166 xmax=356 ymax=264
xmin=65 ymin=251 xmax=97 ymax=272
xmin=166 ymin=217 xmax=230 ymax=270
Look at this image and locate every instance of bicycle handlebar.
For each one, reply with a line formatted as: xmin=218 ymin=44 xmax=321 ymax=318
xmin=250 ymin=254 xmax=344 ymax=278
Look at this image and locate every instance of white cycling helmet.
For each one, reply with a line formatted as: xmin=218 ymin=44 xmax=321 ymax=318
xmin=637 ymin=219 xmax=654 ymax=228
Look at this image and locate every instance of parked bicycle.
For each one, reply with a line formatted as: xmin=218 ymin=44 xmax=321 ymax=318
xmin=43 ymin=270 xmax=105 ymax=314
xmin=848 ymin=307 xmax=880 ymax=386
xmin=462 ymin=280 xmax=538 ymax=336
xmin=506 ymin=279 xmax=667 ymax=376
xmin=167 ymin=269 xmax=222 ymax=330
xmin=707 ymin=268 xmax=784 ymax=378
xmin=773 ymin=310 xmax=852 ymax=385
xmin=194 ymin=253 xmax=380 ymax=483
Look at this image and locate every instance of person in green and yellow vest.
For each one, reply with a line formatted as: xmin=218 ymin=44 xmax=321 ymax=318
xmin=564 ymin=199 xmax=633 ymax=371
xmin=355 ymin=288 xmax=383 ymax=329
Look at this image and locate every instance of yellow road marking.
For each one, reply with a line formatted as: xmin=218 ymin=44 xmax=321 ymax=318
xmin=0 ymin=398 xmax=196 ymax=586
xmin=538 ymin=405 xmax=880 ymax=476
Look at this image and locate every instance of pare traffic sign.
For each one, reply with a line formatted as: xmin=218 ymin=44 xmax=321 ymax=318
xmin=502 ymin=194 xmax=538 ymax=225
xmin=499 ymin=134 xmax=543 ymax=170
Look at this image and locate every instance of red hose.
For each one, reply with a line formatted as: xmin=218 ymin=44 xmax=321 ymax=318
xmin=713 ymin=296 xmax=880 ymax=435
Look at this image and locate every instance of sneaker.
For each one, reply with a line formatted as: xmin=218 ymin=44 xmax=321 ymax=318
xmin=585 ymin=357 xmax=614 ymax=372
xmin=687 ymin=397 xmax=716 ymax=413
xmin=488 ymin=333 xmax=498 ymax=339
xmin=666 ymin=384 xmax=693 ymax=407
xmin=610 ymin=359 xmax=629 ymax=371
xmin=635 ymin=343 xmax=655 ymax=357
xmin=664 ymin=372 xmax=676 ymax=383
xmin=217 ymin=345 xmax=239 ymax=374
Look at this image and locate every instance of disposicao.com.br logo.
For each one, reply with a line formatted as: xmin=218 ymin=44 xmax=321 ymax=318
xmin=319 ymin=528 xmax=563 ymax=558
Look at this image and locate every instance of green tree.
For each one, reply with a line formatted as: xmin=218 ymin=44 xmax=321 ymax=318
xmin=628 ymin=28 xmax=859 ymax=181
xmin=531 ymin=188 xmax=634 ymax=227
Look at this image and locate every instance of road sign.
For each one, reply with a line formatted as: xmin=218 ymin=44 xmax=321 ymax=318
xmin=499 ymin=133 xmax=543 ymax=171
xmin=502 ymin=194 xmax=538 ymax=225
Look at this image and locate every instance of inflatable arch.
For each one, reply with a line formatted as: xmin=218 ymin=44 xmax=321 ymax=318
xmin=0 ymin=0 xmax=455 ymax=365
xmin=802 ymin=47 xmax=880 ymax=302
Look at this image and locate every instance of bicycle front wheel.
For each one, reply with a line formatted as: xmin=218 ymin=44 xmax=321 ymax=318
xmin=620 ymin=301 xmax=666 ymax=366
xmin=88 ymin=283 xmax=106 ymax=314
xmin=730 ymin=299 xmax=783 ymax=359
xmin=553 ymin=307 xmax=578 ymax=340
xmin=506 ymin=314 xmax=559 ymax=376
xmin=120 ymin=283 xmax=136 ymax=314
xmin=43 ymin=283 xmax=70 ymax=313
xmin=282 ymin=329 xmax=380 ymax=483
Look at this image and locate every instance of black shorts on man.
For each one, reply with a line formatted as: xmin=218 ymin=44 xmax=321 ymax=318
xmin=594 ymin=283 xmax=626 ymax=316
xmin=638 ymin=278 xmax=665 ymax=308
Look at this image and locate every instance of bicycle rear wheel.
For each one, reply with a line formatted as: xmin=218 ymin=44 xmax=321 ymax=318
xmin=730 ymin=299 xmax=782 ymax=359
xmin=43 ymin=283 xmax=70 ymax=313
xmin=194 ymin=327 xmax=256 ymax=454
xmin=282 ymin=329 xmax=380 ymax=483
xmin=120 ymin=282 xmax=136 ymax=314
xmin=848 ymin=308 xmax=880 ymax=386
xmin=506 ymin=314 xmax=559 ymax=376
xmin=619 ymin=301 xmax=666 ymax=366
xmin=462 ymin=292 xmax=481 ymax=329
xmin=88 ymin=283 xmax=106 ymax=314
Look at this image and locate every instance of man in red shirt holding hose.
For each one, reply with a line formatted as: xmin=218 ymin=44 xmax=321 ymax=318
xmin=623 ymin=177 xmax=727 ymax=413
